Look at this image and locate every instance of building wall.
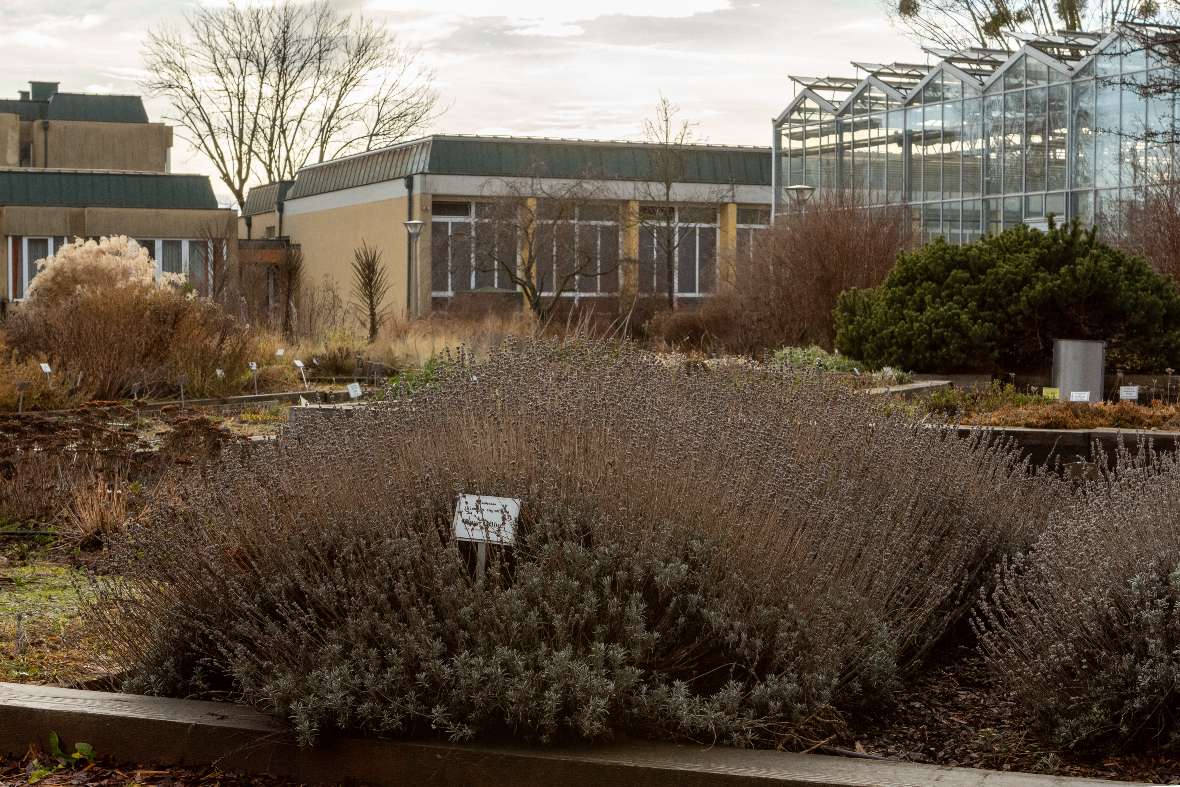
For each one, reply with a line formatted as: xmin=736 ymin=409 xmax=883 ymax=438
xmin=284 ymin=195 xmax=414 ymax=319
xmin=0 ymin=114 xmax=19 ymax=167
xmin=238 ymin=210 xmax=281 ymax=241
xmin=28 ymin=120 xmax=173 ymax=172
xmin=1 ymin=205 xmax=237 ymax=300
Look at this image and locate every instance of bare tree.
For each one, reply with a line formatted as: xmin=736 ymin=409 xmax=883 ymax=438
xmin=144 ymin=0 xmax=438 ymax=209
xmin=634 ymin=96 xmax=714 ymax=310
xmin=351 ymin=242 xmax=390 ymax=343
xmin=193 ymin=221 xmax=235 ymax=304
xmin=888 ymin=0 xmax=1169 ymax=50
xmin=472 ymin=178 xmax=620 ymax=323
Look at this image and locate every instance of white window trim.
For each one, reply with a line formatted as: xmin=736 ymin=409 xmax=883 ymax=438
xmin=639 ymin=208 xmax=720 ymax=298
xmin=538 ymin=212 xmax=621 ymax=299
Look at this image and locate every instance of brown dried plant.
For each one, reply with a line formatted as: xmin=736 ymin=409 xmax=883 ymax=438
xmin=92 ymin=339 xmax=1062 ymax=748
xmin=977 ymin=445 xmax=1180 ymax=752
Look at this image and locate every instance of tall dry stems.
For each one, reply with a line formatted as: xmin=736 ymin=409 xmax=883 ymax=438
xmin=93 ymin=339 xmax=1062 ymax=747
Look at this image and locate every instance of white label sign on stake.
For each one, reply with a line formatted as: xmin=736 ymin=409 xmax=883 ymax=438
xmin=275 ymin=348 xmax=285 ymax=357
xmin=1070 ymin=390 xmax=1091 ymax=402
xmin=452 ymin=495 xmax=519 ymax=545
xmin=248 ymin=362 xmax=258 ymax=372
xmin=215 ymin=368 xmax=225 ymax=379
xmin=39 ymin=363 xmax=51 ymax=374
xmin=293 ymin=360 xmax=304 ymax=369
xmin=1120 ymin=385 xmax=1140 ymax=401
xmin=346 ymin=382 xmax=362 ymax=399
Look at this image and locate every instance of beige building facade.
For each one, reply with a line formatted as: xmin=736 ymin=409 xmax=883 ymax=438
xmin=244 ymin=135 xmax=773 ymax=319
xmin=0 ymin=81 xmax=235 ymax=301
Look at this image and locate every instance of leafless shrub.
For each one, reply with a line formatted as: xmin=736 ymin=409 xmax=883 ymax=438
xmin=94 ymin=339 xmax=1062 ymax=747
xmin=977 ymin=445 xmax=1180 ymax=752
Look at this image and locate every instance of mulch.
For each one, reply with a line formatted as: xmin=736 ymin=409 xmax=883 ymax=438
xmin=841 ymin=647 xmax=1180 ymax=783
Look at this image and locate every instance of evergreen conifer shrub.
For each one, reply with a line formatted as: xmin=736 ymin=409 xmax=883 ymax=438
xmin=834 ymin=221 xmax=1180 ymax=372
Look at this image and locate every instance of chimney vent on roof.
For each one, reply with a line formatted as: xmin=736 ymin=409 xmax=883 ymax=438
xmin=29 ymin=82 xmax=59 ymax=101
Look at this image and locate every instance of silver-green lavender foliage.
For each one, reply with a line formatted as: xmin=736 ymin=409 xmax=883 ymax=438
xmin=977 ymin=449 xmax=1180 ymax=751
xmin=94 ymin=339 xmax=1059 ymax=748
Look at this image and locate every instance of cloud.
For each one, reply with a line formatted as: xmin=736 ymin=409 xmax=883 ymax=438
xmin=0 ymin=0 xmax=924 ymax=205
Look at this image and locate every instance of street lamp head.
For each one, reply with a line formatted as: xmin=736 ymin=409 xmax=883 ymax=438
xmin=784 ymin=184 xmax=816 ymax=208
xmin=404 ymin=219 xmax=425 ymax=240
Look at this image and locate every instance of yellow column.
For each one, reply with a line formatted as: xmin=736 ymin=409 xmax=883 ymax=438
xmin=620 ymin=200 xmax=640 ymax=312
xmin=718 ymin=202 xmax=738 ymax=293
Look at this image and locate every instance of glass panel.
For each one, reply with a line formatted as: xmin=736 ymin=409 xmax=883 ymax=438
xmin=1094 ymin=79 xmax=1121 ymax=188
xmin=26 ymin=238 xmax=49 ymax=295
xmin=923 ymin=103 xmax=942 ymax=201
xmin=599 ymin=225 xmax=620 ymax=293
xmin=1003 ymin=91 xmax=1024 ymax=193
xmin=944 ymin=201 xmax=962 ymax=245
xmin=907 ymin=106 xmax=923 ymax=201
xmin=1024 ymin=193 xmax=1045 ymax=218
xmin=963 ymin=199 xmax=983 ymax=243
xmin=473 ymin=222 xmax=498 ymax=289
xmin=1145 ymin=68 xmax=1177 ymax=182
xmin=1026 ymin=57 xmax=1049 ymax=86
xmin=887 ymin=109 xmax=906 ymax=203
xmin=431 ymin=222 xmax=450 ymax=292
xmin=963 ymin=98 xmax=983 ymax=198
xmin=1025 ymin=87 xmax=1047 ymax=193
xmin=698 ymin=227 xmax=718 ymax=293
xmin=432 ymin=201 xmax=470 ymax=217
xmin=450 ymin=222 xmax=472 ymax=292
xmin=943 ymin=100 xmax=963 ymax=199
xmin=189 ymin=241 xmax=209 ymax=288
xmin=1095 ymin=41 xmax=1120 ymax=77
xmin=576 ymin=224 xmax=600 ymax=294
xmin=1003 ymin=196 xmax=1023 ymax=228
xmin=1003 ymin=57 xmax=1025 ymax=90
xmin=922 ymin=202 xmax=941 ymax=243
xmin=1046 ymin=192 xmax=1067 ymax=221
xmin=1047 ymin=83 xmax=1069 ymax=191
xmin=677 ymin=228 xmax=697 ymax=294
xmin=1071 ymin=189 xmax=1094 ymax=227
xmin=985 ymin=198 xmax=1002 ymax=235
xmin=943 ymin=72 xmax=964 ymax=101
xmin=1124 ymin=37 xmax=1147 ymax=73
xmin=136 ymin=239 xmax=156 ymax=259
xmin=984 ymin=94 xmax=1003 ymax=195
xmin=555 ymin=222 xmax=576 ymax=293
xmin=161 ymin=240 xmax=183 ymax=275
xmin=1073 ymin=79 xmax=1095 ymax=188
xmin=1122 ymin=70 xmax=1148 ymax=188
xmin=638 ymin=227 xmax=655 ymax=294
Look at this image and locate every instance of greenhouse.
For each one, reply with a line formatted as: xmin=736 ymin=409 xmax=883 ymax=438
xmin=772 ymin=24 xmax=1180 ymax=242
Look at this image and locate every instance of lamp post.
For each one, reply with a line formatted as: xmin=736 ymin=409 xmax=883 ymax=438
xmin=404 ymin=219 xmax=424 ymax=317
xmin=784 ymin=184 xmax=816 ymax=211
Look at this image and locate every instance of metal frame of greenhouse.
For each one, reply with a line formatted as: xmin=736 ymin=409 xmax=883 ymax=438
xmin=771 ymin=23 xmax=1180 ymax=242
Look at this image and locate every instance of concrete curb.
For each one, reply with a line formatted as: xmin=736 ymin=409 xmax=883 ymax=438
xmin=0 ymin=683 xmax=1147 ymax=786
xmin=865 ymin=380 xmax=952 ymax=398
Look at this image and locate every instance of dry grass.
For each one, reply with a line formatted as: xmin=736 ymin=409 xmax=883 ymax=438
xmin=93 ymin=338 xmax=1064 ymax=748
xmin=963 ymin=401 xmax=1180 ymax=430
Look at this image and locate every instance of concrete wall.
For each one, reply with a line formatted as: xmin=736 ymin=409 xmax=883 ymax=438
xmin=1 ymin=206 xmax=238 ymax=300
xmin=284 ymin=194 xmax=414 ymax=319
xmin=238 ymin=210 xmax=280 ymax=241
xmin=0 ymin=114 xmax=19 ymax=167
xmin=28 ymin=120 xmax=172 ymax=172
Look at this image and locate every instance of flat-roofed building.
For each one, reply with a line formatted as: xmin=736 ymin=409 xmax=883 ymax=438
xmin=243 ymin=134 xmax=772 ymax=318
xmin=0 ymin=81 xmax=236 ymax=301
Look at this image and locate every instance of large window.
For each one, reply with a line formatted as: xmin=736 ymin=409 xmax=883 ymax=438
xmin=638 ymin=206 xmax=718 ymax=297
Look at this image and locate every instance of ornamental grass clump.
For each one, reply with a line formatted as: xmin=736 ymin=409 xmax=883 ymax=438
xmin=94 ymin=339 xmax=1061 ymax=748
xmin=977 ymin=449 xmax=1180 ymax=752
xmin=5 ymin=236 xmax=255 ymax=400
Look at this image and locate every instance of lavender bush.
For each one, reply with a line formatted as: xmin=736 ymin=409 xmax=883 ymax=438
xmin=94 ymin=340 xmax=1061 ymax=747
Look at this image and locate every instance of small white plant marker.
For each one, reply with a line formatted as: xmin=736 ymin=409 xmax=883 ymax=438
xmin=453 ymin=495 xmax=520 ymax=578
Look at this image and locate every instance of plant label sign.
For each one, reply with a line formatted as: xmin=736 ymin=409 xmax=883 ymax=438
xmin=275 ymin=348 xmax=285 ymax=357
xmin=452 ymin=495 xmax=519 ymax=545
xmin=1042 ymin=387 xmax=1060 ymax=400
xmin=1070 ymin=391 xmax=1091 ymax=402
xmin=248 ymin=362 xmax=258 ymax=372
xmin=293 ymin=359 xmax=304 ymax=369
xmin=215 ymin=368 xmax=225 ymax=379
xmin=39 ymin=363 xmax=52 ymax=375
xmin=346 ymin=382 xmax=362 ymax=399
xmin=1120 ymin=385 xmax=1140 ymax=401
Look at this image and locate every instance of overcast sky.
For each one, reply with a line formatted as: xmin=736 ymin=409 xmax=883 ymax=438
xmin=0 ymin=0 xmax=923 ymax=204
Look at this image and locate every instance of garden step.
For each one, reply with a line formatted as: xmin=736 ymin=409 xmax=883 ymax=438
xmin=0 ymin=682 xmax=1148 ymax=786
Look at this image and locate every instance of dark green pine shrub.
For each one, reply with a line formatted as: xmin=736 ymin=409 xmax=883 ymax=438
xmin=977 ymin=451 xmax=1180 ymax=752
xmin=93 ymin=340 xmax=1063 ymax=748
xmin=834 ymin=220 xmax=1180 ymax=373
